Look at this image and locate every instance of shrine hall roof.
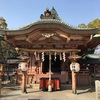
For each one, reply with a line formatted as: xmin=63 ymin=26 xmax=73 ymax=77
xmin=0 ymin=7 xmax=98 ymax=35
xmin=0 ymin=18 xmax=98 ymax=31
xmin=0 ymin=7 xmax=99 ymax=53
xmin=17 ymin=19 xmax=95 ymax=30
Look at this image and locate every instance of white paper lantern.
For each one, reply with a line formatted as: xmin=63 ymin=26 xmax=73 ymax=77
xmin=70 ymin=62 xmax=80 ymax=72
xmin=18 ymin=62 xmax=28 ymax=71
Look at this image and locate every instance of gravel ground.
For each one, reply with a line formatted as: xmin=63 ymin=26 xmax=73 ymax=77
xmin=1 ymin=81 xmax=21 ymax=96
xmin=1 ymin=87 xmax=12 ymax=95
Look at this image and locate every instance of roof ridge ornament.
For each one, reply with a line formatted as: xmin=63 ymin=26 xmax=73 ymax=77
xmin=40 ymin=7 xmax=61 ymax=20
xmin=0 ymin=17 xmax=7 ymax=29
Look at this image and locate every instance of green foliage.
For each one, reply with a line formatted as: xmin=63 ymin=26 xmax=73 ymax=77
xmin=0 ymin=17 xmax=7 ymax=29
xmin=88 ymin=18 xmax=100 ymax=29
xmin=0 ymin=40 xmax=19 ymax=80
xmin=0 ymin=40 xmax=18 ymax=63
xmin=78 ymin=18 xmax=100 ymax=33
xmin=78 ymin=23 xmax=87 ymax=28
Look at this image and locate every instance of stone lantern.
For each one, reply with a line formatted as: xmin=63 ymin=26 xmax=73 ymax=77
xmin=69 ymin=55 xmax=81 ymax=94
xmin=18 ymin=62 xmax=28 ymax=93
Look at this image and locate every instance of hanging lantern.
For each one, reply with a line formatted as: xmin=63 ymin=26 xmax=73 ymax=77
xmin=18 ymin=62 xmax=28 ymax=71
xmin=70 ymin=62 xmax=80 ymax=72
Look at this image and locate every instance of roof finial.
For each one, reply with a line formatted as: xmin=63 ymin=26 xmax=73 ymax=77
xmin=0 ymin=17 xmax=7 ymax=29
xmin=46 ymin=7 xmax=49 ymax=11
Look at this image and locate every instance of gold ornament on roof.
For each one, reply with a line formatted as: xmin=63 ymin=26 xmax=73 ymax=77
xmin=0 ymin=17 xmax=7 ymax=29
xmin=46 ymin=7 xmax=49 ymax=11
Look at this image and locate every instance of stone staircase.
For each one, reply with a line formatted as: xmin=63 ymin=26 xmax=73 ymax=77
xmin=29 ymin=83 xmax=40 ymax=89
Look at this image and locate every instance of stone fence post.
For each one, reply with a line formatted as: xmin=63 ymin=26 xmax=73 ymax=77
xmin=95 ymin=80 xmax=100 ymax=100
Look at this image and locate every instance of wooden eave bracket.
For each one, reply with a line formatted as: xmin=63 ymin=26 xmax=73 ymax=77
xmin=4 ymin=35 xmax=16 ymax=47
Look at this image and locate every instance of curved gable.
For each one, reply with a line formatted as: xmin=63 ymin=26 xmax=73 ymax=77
xmin=0 ymin=7 xmax=98 ymax=53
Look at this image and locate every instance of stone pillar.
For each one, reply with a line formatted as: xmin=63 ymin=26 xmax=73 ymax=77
xmin=95 ymin=80 xmax=100 ymax=100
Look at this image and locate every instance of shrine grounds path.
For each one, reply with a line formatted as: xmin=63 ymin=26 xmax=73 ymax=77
xmin=1 ymin=84 xmax=96 ymax=100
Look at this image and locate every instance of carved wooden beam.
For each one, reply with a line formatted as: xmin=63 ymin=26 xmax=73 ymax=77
xmin=17 ymin=48 xmax=81 ymax=53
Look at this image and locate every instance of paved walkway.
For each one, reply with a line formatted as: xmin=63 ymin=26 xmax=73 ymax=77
xmin=0 ymin=84 xmax=96 ymax=100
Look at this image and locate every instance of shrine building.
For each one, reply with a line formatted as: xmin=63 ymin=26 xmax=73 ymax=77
xmin=0 ymin=7 xmax=99 ymax=87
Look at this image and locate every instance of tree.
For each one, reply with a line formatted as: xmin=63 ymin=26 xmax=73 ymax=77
xmin=77 ymin=23 xmax=87 ymax=28
xmin=0 ymin=17 xmax=7 ymax=29
xmin=88 ymin=18 xmax=100 ymax=28
xmin=0 ymin=36 xmax=18 ymax=80
xmin=77 ymin=18 xmax=100 ymax=33
xmin=77 ymin=18 xmax=100 ymax=57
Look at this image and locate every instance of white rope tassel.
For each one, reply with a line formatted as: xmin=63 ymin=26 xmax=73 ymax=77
xmin=63 ymin=52 xmax=66 ymax=62
xmin=54 ymin=52 xmax=57 ymax=61
xmin=34 ymin=52 xmax=37 ymax=60
xmin=42 ymin=52 xmax=44 ymax=61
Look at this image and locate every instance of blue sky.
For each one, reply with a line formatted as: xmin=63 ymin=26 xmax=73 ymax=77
xmin=0 ymin=0 xmax=100 ymax=29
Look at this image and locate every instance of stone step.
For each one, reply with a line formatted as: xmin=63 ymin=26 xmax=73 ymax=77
xmin=29 ymin=83 xmax=40 ymax=89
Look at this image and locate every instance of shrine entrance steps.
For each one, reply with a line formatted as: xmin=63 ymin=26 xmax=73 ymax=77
xmin=28 ymin=83 xmax=71 ymax=91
